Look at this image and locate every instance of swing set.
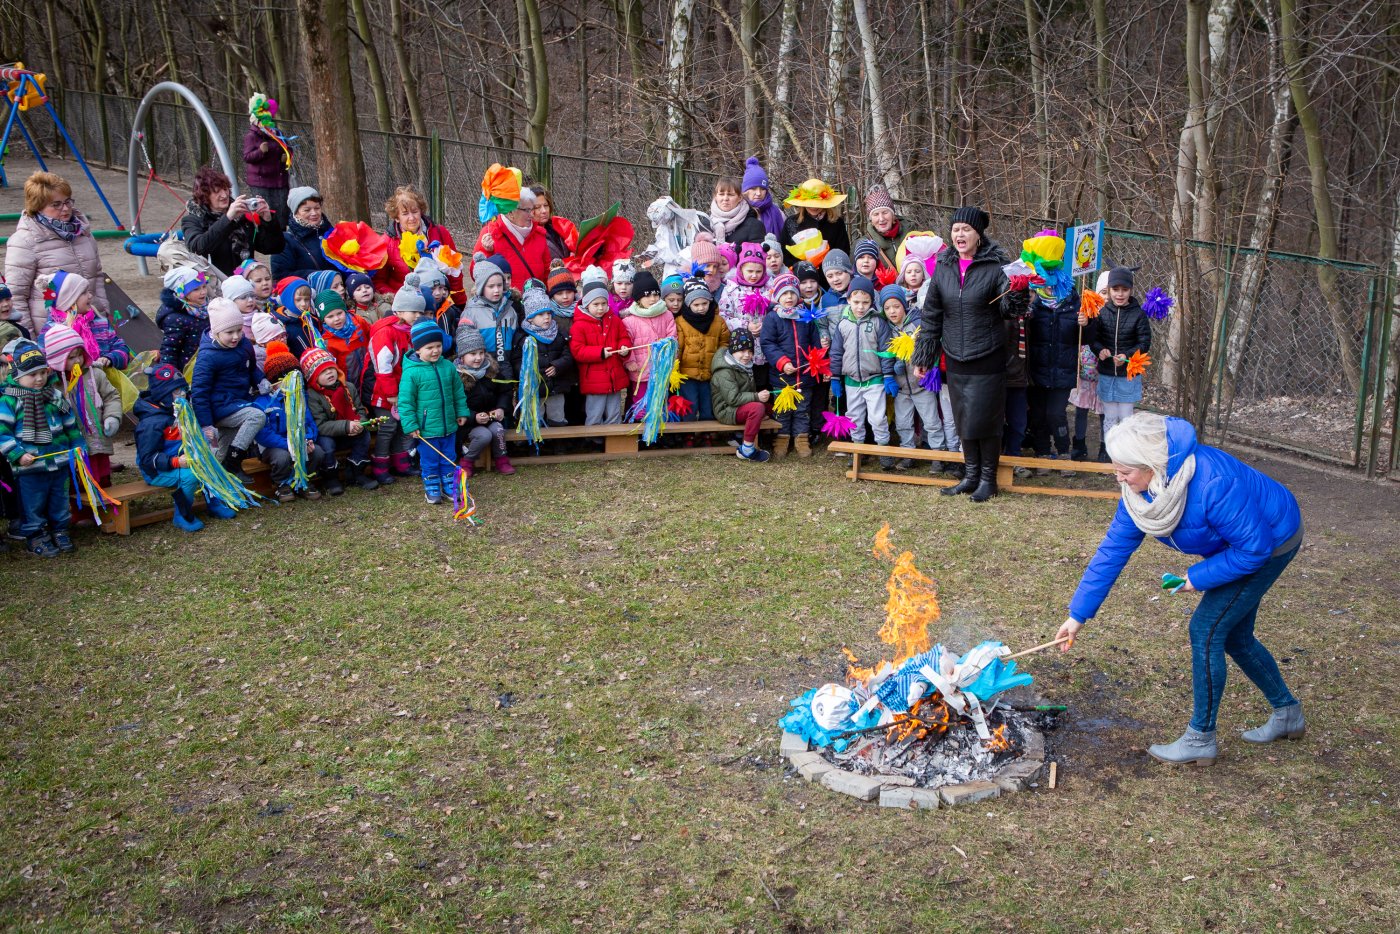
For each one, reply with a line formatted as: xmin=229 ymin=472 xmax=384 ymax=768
xmin=0 ymin=64 xmax=125 ymax=238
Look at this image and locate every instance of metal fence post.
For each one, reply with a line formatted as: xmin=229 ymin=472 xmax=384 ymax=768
xmin=429 ymin=132 xmax=444 ymax=221
xmin=669 ymin=161 xmax=687 ymax=205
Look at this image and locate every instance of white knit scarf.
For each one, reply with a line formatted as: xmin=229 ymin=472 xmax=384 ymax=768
xmin=709 ymin=199 xmax=748 ymax=243
xmin=1120 ymin=454 xmax=1197 ymax=537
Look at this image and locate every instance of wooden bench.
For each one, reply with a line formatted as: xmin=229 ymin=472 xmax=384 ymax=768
xmin=485 ymin=418 xmax=782 ymax=467
xmin=828 ymin=441 xmax=1121 ymax=500
xmin=100 ymin=459 xmax=276 ymax=535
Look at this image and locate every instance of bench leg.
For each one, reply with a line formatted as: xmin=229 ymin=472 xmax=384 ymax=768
xmin=604 ymin=433 xmax=639 ymax=455
xmin=997 ymin=463 xmax=1015 ymax=492
xmin=106 ymin=503 xmax=132 ymax=536
xmin=850 ymin=450 xmax=861 ymax=479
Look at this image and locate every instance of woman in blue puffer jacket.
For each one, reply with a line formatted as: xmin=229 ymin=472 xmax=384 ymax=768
xmin=1056 ymin=413 xmax=1304 ymax=767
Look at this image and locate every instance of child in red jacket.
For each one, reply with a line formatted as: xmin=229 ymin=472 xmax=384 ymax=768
xmin=569 ymin=283 xmax=630 ymax=425
xmin=367 ymin=277 xmax=427 ymax=483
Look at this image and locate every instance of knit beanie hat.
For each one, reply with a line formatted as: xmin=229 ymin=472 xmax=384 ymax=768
xmin=822 ymin=249 xmax=853 ymax=276
xmin=42 ymin=324 xmax=85 ymax=371
xmin=848 ymin=275 xmax=876 ymax=299
xmin=251 ymin=312 xmax=286 ymax=344
xmin=277 ymin=277 xmax=312 ymax=313
xmin=853 ymin=239 xmax=880 ymax=262
xmin=683 ymin=279 xmax=712 ymax=306
xmin=770 ymin=272 xmax=799 ymax=301
xmin=1095 ymin=270 xmax=1111 ymax=293
xmin=207 ymin=297 xmax=243 ymax=335
xmin=865 ymin=184 xmax=896 ymax=215
xmin=0 ymin=276 xmax=11 ymax=301
xmin=345 ymin=271 xmax=374 ymax=297
xmin=729 ymin=329 xmax=755 ymax=353
xmin=299 ymin=347 xmax=338 ymax=386
xmin=234 ymin=259 xmax=269 ymax=280
xmin=716 ymin=242 xmax=738 ymax=270
xmin=581 ymin=284 xmax=610 ymax=311
xmin=314 ymin=289 xmax=347 ymax=319
xmin=632 ymin=270 xmax=660 ymax=298
xmin=580 ymin=264 xmax=609 ymax=289
xmin=950 ymin=206 xmax=990 ymax=236
xmin=221 ymin=275 xmax=255 ymax=302
xmin=308 ymin=269 xmax=341 ymax=294
xmin=877 ymin=284 xmax=909 ymax=312
xmin=410 ymin=318 xmax=445 ymax=351
xmin=1107 ymin=265 xmax=1139 ymax=290
xmin=163 ymin=266 xmax=205 ymax=298
xmin=794 ymin=261 xmax=822 ymax=284
xmin=762 ymin=233 xmax=782 ymax=256
xmin=473 ymin=256 xmax=507 ymax=293
xmin=54 ymin=271 xmax=91 ymax=313
xmin=287 ymin=186 xmax=321 ymax=216
xmin=413 ymin=257 xmax=447 ymax=291
xmin=690 ymin=235 xmax=721 ymax=268
xmin=142 ymin=362 xmax=188 ymax=406
xmin=741 ymin=156 xmax=770 ymax=192
xmin=456 ymin=326 xmax=486 ymax=354
xmin=522 ymin=286 xmax=553 ymax=321
xmin=612 ymin=259 xmax=636 ymax=284
xmin=737 ymin=242 xmax=765 ymax=269
xmin=546 ymin=262 xmax=577 ymax=298
xmin=392 ymin=275 xmax=428 ymax=314
xmin=661 ymin=275 xmax=685 ymax=299
xmin=262 ymin=341 xmax=299 ymax=382
xmin=12 ymin=340 xmax=47 ymax=376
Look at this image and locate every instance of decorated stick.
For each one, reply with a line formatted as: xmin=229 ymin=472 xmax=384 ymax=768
xmin=69 ymin=448 xmax=121 ymax=524
xmin=416 ymin=436 xmax=481 ymax=525
xmin=514 ymin=336 xmax=544 ymax=448
xmin=1007 ymin=635 xmax=1073 ymax=659
xmin=279 ymin=370 xmax=312 ymax=491
xmin=174 ymin=398 xmax=263 ymax=511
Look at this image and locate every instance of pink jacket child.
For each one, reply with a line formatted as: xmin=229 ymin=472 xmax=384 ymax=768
xmin=717 ymin=242 xmax=771 ymax=366
xmin=622 ymin=293 xmax=677 ymax=398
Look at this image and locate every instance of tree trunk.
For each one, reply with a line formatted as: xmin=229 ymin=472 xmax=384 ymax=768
xmin=766 ymin=0 xmax=799 ymax=165
xmin=851 ymin=0 xmax=902 ymax=198
xmin=665 ymin=0 xmax=696 ymax=164
xmin=1023 ymin=0 xmax=1049 ymax=217
xmin=263 ymin=7 xmax=294 ymax=121
xmin=388 ymin=0 xmax=429 ymax=139
xmin=521 ymin=0 xmax=550 ymax=151
xmin=741 ymin=0 xmax=762 ymax=155
xmin=822 ymin=0 xmax=850 ymax=176
xmin=296 ymin=0 xmax=369 ymax=219
xmin=45 ymin=3 xmax=63 ymax=90
xmin=1092 ymin=0 xmax=1109 ymax=218
xmin=1279 ymin=0 xmax=1361 ymax=392
xmin=349 ymin=0 xmax=395 ymax=133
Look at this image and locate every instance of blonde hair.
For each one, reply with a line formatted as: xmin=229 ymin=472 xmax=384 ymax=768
xmin=24 ymin=172 xmax=72 ymax=216
xmin=384 ymin=185 xmax=428 ymax=220
xmin=798 ymin=205 xmax=843 ymax=223
xmin=1105 ymin=412 xmax=1171 ymax=496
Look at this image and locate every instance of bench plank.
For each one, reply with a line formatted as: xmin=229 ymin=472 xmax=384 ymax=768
xmin=831 ymin=441 xmax=1120 ymax=500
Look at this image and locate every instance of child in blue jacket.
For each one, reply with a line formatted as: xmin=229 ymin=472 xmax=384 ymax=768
xmin=191 ymin=298 xmax=268 ymax=483
xmin=253 ymin=345 xmax=325 ymax=501
xmin=134 ymin=363 xmax=238 ymax=533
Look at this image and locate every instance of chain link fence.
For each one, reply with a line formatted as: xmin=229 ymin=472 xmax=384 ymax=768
xmin=38 ymin=88 xmax=1394 ymax=474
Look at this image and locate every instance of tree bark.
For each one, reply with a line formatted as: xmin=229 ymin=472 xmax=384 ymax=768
xmin=1023 ymin=0 xmax=1049 ymax=216
xmin=766 ymin=0 xmax=800 ymax=164
xmin=521 ymin=0 xmax=550 ymax=151
xmin=1279 ymin=0 xmax=1360 ymax=392
xmin=822 ymin=0 xmax=850 ymax=176
xmin=388 ymin=0 xmax=429 ymax=139
xmin=349 ymin=0 xmax=395 ymax=133
xmin=296 ymin=0 xmax=369 ymax=219
xmin=741 ymin=0 xmax=762 ymax=155
xmin=851 ymin=0 xmax=902 ymax=198
xmin=1092 ymin=0 xmax=1109 ymax=218
xmin=665 ymin=0 xmax=696 ymax=164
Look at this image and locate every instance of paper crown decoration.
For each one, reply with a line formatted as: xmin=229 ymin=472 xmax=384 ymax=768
xmin=785 ymin=228 xmax=830 ymax=266
xmin=321 ymin=222 xmax=391 ymax=273
xmin=479 ymin=164 xmax=523 ymax=223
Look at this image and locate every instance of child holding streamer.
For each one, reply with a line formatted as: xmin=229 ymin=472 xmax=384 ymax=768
xmin=192 ymin=298 xmax=268 ymax=484
xmin=134 ymin=363 xmax=239 ymax=533
xmin=399 ymin=319 xmax=470 ymax=504
xmin=254 ymin=343 xmax=325 ymax=502
xmin=758 ymin=273 xmax=818 ymax=458
xmin=511 ymin=285 xmax=575 ymax=430
xmin=368 ymin=278 xmax=428 ymax=484
xmin=622 ymin=271 xmax=674 ymax=410
xmin=570 ymin=281 xmax=630 ymax=426
xmin=42 ymin=323 xmax=121 ymax=488
xmin=455 ymin=327 xmax=514 ymax=476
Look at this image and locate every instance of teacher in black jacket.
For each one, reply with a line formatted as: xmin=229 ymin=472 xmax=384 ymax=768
xmin=911 ymin=207 xmax=1033 ymax=501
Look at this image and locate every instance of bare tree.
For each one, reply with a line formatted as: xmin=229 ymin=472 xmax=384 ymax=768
xmin=296 ymin=0 xmax=369 ymax=218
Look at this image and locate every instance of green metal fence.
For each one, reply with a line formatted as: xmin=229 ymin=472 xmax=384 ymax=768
xmin=38 ymin=87 xmax=1396 ymax=475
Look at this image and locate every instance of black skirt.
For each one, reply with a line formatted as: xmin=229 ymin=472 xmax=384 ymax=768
xmin=947 ymin=352 xmax=1006 ymax=441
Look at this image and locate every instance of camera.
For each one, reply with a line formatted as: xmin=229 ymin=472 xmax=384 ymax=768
xmin=244 ymin=195 xmax=264 ymax=210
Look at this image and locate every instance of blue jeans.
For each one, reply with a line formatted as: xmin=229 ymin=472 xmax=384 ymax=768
xmin=678 ymin=379 xmax=713 ymax=421
xmin=417 ymin=434 xmax=456 ymax=484
xmin=17 ymin=471 xmax=71 ymax=537
xmin=1188 ymin=544 xmax=1300 ymax=732
xmin=316 ymin=432 xmax=372 ymax=467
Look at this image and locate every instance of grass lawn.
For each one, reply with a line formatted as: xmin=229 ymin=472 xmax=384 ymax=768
xmin=2 ymin=453 xmax=1397 ymax=932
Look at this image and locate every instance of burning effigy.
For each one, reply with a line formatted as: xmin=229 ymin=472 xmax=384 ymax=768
xmin=779 ymin=526 xmax=1053 ymax=805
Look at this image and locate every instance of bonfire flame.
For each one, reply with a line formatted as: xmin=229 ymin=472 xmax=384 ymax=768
xmin=985 ymin=723 xmax=1012 ymax=753
xmin=843 ymin=523 xmax=939 ymax=688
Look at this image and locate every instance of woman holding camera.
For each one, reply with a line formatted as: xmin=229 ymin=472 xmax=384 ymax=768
xmin=181 ymin=167 xmax=284 ymax=277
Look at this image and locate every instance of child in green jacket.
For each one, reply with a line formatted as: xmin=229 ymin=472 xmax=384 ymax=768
xmin=399 ymin=319 xmax=470 ymax=504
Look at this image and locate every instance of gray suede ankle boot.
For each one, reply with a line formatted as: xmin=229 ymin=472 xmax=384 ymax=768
xmin=1148 ymin=728 xmax=1218 ymax=766
xmin=1242 ymin=702 xmax=1305 ymax=743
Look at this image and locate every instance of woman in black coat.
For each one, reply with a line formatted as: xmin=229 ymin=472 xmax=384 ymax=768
xmin=910 ymin=206 xmax=1033 ymax=501
xmin=1025 ymin=287 xmax=1083 ymax=459
xmin=777 ymin=180 xmax=852 ymax=272
xmin=181 ymin=167 xmax=284 ymax=276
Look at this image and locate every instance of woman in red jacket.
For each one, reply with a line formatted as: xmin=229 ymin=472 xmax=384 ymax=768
xmin=472 ymin=187 xmax=552 ymax=287
xmin=378 ymin=186 xmax=466 ymax=303
xmin=529 ymin=186 xmax=579 ymax=264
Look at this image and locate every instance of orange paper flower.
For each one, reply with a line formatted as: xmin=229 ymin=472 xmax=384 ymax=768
xmin=1125 ymin=350 xmax=1152 ymax=379
xmin=1080 ymin=289 xmax=1105 ymax=320
xmin=322 ymin=222 xmax=391 ymax=273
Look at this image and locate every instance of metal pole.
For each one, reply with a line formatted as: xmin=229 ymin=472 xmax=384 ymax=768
xmin=1353 ymin=280 xmax=1376 ymax=470
xmin=126 ymin=82 xmax=239 ymax=276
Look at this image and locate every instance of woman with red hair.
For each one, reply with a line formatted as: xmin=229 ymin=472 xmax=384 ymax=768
xmin=181 ymin=167 xmax=284 ymax=277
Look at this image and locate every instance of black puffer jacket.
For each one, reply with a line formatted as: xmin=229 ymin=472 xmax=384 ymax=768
xmin=181 ymin=200 xmax=285 ymax=276
xmin=911 ymin=238 xmax=1029 ymax=368
xmin=1026 ymin=293 xmax=1082 ymax=390
xmin=779 ymin=212 xmax=852 ymax=270
xmin=1088 ymin=297 xmax=1152 ymax=378
xmin=271 ymin=216 xmax=335 ymax=281
xmin=509 ymin=321 xmax=577 ymax=396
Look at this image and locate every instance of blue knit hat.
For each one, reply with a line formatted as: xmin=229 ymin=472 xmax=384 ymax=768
xmin=742 ymin=156 xmax=769 ymax=192
xmin=410 ymin=318 xmax=445 ymax=351
xmin=344 ymin=271 xmax=374 ymax=296
xmin=308 ymin=269 xmax=341 ymax=294
xmin=847 ymin=275 xmax=876 ymax=299
xmin=854 ymin=239 xmax=880 ymax=262
xmin=877 ymin=284 xmax=909 ymax=312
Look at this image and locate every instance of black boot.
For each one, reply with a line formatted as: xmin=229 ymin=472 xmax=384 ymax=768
xmin=350 ymin=462 xmax=380 ymax=490
xmin=1071 ymin=437 xmax=1088 ymax=461
xmin=321 ymin=462 xmax=345 ymax=496
xmin=942 ymin=444 xmax=980 ymax=496
xmin=971 ymin=438 xmax=1000 ymax=502
xmin=222 ymin=446 xmax=255 ymax=485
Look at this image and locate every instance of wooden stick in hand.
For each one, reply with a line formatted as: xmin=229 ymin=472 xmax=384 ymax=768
xmin=1007 ymin=635 xmax=1073 ymax=660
